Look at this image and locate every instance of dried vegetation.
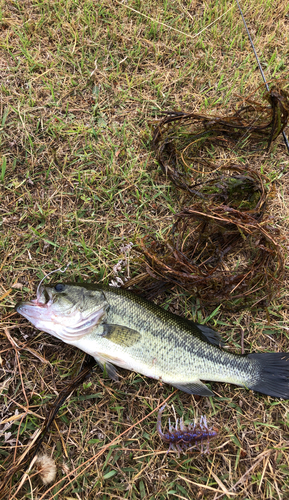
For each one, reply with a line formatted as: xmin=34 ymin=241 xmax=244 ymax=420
xmin=0 ymin=0 xmax=289 ymax=499
xmin=130 ymin=88 xmax=289 ymax=308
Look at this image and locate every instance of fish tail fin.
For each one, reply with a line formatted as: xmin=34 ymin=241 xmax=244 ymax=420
xmin=247 ymin=353 xmax=289 ymax=399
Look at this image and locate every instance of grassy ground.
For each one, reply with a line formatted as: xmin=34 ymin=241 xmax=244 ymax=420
xmin=0 ymin=0 xmax=289 ymax=498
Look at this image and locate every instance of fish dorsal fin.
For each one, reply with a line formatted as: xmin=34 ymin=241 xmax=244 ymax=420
xmin=172 ymin=381 xmax=214 ymax=397
xmin=195 ymin=323 xmax=225 ymax=347
xmin=102 ymin=324 xmax=141 ymax=347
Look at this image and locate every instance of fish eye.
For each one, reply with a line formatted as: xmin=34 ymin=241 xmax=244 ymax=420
xmin=54 ymin=284 xmax=65 ymax=292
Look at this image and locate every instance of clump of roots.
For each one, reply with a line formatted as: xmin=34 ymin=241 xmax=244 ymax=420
xmin=152 ymin=85 xmax=289 ymax=198
xmin=127 ymin=86 xmax=288 ymax=308
xmin=130 ymin=204 xmax=284 ymax=308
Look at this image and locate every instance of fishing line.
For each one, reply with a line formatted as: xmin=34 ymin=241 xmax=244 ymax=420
xmin=36 ymin=262 xmax=71 ymax=299
xmin=235 ymin=0 xmax=289 ymax=153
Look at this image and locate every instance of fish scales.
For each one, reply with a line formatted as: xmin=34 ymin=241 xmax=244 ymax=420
xmin=16 ymin=283 xmax=289 ymax=399
xmin=99 ymin=287 xmax=257 ymax=385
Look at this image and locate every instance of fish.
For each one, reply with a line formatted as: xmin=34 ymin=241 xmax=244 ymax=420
xmin=15 ymin=282 xmax=289 ymax=399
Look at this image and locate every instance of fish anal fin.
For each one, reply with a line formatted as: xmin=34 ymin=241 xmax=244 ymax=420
xmin=102 ymin=324 xmax=141 ymax=347
xmin=172 ymin=380 xmax=214 ymax=397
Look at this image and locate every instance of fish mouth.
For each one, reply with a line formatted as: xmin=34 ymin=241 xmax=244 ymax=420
xmin=15 ymin=296 xmax=107 ymax=342
xmin=15 ymin=299 xmax=49 ymax=321
xmin=15 ymin=284 xmax=52 ymax=319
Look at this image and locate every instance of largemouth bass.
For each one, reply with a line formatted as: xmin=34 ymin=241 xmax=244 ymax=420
xmin=16 ymin=283 xmax=289 ymax=399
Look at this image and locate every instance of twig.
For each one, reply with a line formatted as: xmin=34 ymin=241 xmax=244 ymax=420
xmin=115 ymin=0 xmax=233 ymax=41
xmin=37 ymin=393 xmax=177 ymax=500
xmin=0 ymin=356 xmax=97 ymax=500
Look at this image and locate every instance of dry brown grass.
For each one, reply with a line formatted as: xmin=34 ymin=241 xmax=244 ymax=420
xmin=1 ymin=0 xmax=289 ymax=498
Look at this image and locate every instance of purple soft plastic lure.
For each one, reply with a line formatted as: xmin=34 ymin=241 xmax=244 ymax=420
xmin=157 ymin=404 xmax=218 ymax=455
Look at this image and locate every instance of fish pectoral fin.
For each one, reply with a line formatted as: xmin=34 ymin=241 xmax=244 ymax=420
xmin=95 ymin=355 xmax=119 ymax=381
xmin=102 ymin=324 xmax=141 ymax=347
xmin=195 ymin=323 xmax=225 ymax=347
xmin=172 ymin=380 xmax=214 ymax=397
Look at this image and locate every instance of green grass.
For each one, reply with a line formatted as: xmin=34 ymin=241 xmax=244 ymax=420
xmin=0 ymin=0 xmax=289 ymax=498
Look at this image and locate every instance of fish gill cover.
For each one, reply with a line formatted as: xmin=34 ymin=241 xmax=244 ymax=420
xmin=126 ymin=86 xmax=288 ymax=309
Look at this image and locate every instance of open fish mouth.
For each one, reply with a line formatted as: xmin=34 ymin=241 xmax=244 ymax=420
xmin=16 ymin=293 xmax=54 ymax=323
xmin=16 ymin=299 xmax=48 ymax=320
xmin=15 ymin=285 xmax=107 ymax=341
